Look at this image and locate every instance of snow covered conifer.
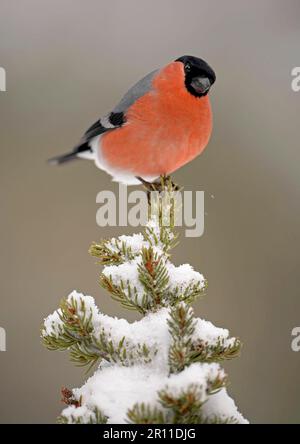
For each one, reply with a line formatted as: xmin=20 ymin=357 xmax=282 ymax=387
xmin=42 ymin=178 xmax=248 ymax=424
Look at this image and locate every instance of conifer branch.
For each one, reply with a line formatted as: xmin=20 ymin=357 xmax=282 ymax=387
xmin=127 ymin=403 xmax=168 ymax=424
xmin=194 ymin=415 xmax=239 ymax=424
xmin=168 ymin=303 xmax=196 ymax=373
xmin=190 ymin=337 xmax=242 ymax=364
xmin=89 ymin=239 xmax=136 ymax=265
xmin=43 ymin=175 xmax=247 ymax=424
xmin=127 ymin=375 xmax=227 ymax=424
xmin=167 ymin=303 xmax=240 ymax=372
xmin=138 ymin=247 xmax=170 ymax=307
xmin=57 ymin=407 xmax=108 ymax=424
xmin=168 ymin=279 xmax=207 ymax=306
xmin=144 ymin=223 xmax=179 ymax=255
xmin=158 ymin=384 xmax=205 ymax=424
xmin=99 ymin=275 xmax=149 ymax=314
xmin=42 ymin=297 xmax=94 ymax=351
xmin=42 ymin=296 xmax=157 ymax=369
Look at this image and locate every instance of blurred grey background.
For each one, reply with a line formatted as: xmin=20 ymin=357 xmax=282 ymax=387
xmin=0 ymin=0 xmax=300 ymax=424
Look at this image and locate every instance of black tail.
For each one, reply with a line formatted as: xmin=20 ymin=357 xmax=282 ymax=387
xmin=47 ymin=151 xmax=79 ymax=165
xmin=47 ymin=142 xmax=91 ymax=165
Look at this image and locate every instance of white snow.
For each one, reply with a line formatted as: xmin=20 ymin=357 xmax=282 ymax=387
xmin=42 ymin=290 xmax=100 ymax=337
xmin=67 ymin=290 xmax=99 ymax=322
xmin=60 ymin=405 xmax=98 ymax=424
xmin=101 ymin=255 xmax=205 ymax=307
xmin=105 ymin=233 xmax=147 ymax=258
xmin=95 ymin=308 xmax=170 ymax=349
xmin=42 ymin=309 xmax=63 ymax=338
xmin=73 ymin=365 xmax=165 ymax=424
xmin=167 ymin=263 xmax=205 ymax=293
xmin=61 ymin=362 xmax=246 ymax=424
xmin=102 ymin=258 xmax=147 ymax=304
xmin=162 ymin=363 xmax=225 ymax=403
xmin=115 ymin=233 xmax=146 ymax=253
xmin=43 ymin=292 xmax=239 ymax=367
xmin=104 ymin=221 xmax=174 ymax=259
xmin=44 ymin=243 xmax=248 ymax=425
xmin=94 ymin=308 xmax=171 ymax=371
xmin=202 ymin=388 xmax=249 ymax=424
xmin=193 ymin=318 xmax=237 ymax=349
xmin=145 ymin=217 xmax=175 ymax=251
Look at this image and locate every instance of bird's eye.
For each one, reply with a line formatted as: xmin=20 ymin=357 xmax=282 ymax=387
xmin=185 ymin=62 xmax=191 ymax=73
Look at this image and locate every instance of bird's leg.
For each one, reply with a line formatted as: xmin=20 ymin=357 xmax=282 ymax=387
xmin=136 ymin=176 xmax=157 ymax=203
xmin=136 ymin=175 xmax=181 ymax=193
xmin=136 ymin=175 xmax=182 ymax=208
xmin=136 ymin=176 xmax=157 ymax=192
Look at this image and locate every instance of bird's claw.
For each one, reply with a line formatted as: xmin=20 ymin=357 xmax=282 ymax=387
xmin=136 ymin=175 xmax=181 ymax=194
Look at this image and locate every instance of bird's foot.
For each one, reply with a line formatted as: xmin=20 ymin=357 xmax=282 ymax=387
xmin=136 ymin=175 xmax=181 ymax=194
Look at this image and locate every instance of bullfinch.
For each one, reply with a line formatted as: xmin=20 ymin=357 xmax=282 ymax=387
xmin=49 ymin=55 xmax=216 ymax=185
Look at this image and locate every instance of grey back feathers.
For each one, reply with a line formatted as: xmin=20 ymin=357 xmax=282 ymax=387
xmin=48 ymin=69 xmax=159 ymax=165
xmin=81 ymin=68 xmax=159 ymax=140
xmin=113 ymin=69 xmax=159 ymax=114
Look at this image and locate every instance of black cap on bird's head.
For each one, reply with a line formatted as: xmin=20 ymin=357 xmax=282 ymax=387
xmin=175 ymin=55 xmax=216 ymax=98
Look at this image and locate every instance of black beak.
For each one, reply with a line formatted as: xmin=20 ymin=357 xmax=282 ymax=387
xmin=191 ymin=76 xmax=211 ymax=94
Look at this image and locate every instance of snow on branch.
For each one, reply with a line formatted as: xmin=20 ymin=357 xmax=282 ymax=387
xmin=58 ymin=362 xmax=246 ymax=424
xmin=42 ymin=181 xmax=248 ymax=424
xmin=90 ymin=221 xmax=206 ymax=314
xmin=42 ymin=291 xmax=159 ymax=370
xmin=42 ymin=290 xmax=245 ymax=423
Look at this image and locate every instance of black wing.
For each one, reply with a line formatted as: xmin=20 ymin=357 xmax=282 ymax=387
xmin=48 ymin=112 xmax=125 ymax=165
xmin=48 ymin=69 xmax=159 ymax=165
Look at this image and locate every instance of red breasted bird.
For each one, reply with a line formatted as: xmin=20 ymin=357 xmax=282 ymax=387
xmin=49 ymin=55 xmax=216 ymax=185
